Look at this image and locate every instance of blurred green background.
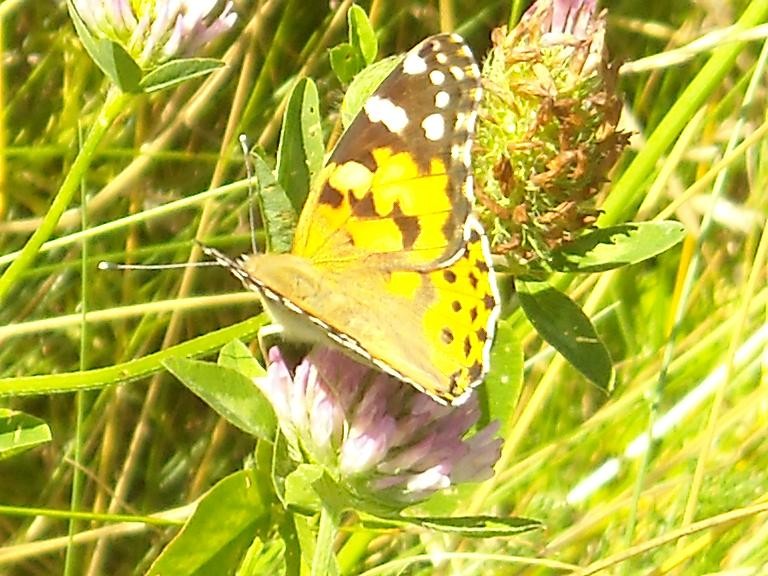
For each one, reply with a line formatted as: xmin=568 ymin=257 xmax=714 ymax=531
xmin=1 ymin=1 xmax=767 ymax=574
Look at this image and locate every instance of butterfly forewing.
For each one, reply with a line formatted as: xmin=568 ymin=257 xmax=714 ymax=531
xmin=292 ymin=33 xmax=483 ymax=268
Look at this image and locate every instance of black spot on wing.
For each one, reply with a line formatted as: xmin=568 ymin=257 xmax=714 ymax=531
xmin=448 ymin=369 xmax=465 ymax=397
xmin=319 ymin=184 xmax=344 ymax=208
xmin=350 ymin=191 xmax=375 ymax=216
xmin=468 ymin=361 xmax=483 ymax=381
xmin=390 ymin=201 xmax=420 ymax=248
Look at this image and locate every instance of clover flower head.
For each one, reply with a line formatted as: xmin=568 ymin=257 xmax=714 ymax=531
xmin=72 ymin=0 xmax=237 ymax=67
xmin=256 ymin=346 xmax=502 ymax=506
xmin=474 ymin=0 xmax=629 ymax=272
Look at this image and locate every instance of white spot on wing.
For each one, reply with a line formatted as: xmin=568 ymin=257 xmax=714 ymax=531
xmin=435 ymin=91 xmax=450 ymax=108
xmin=429 ymin=70 xmax=445 ymax=85
xmin=422 ymin=113 xmax=445 ymax=141
xmin=363 ymin=95 xmax=409 ymax=134
xmin=262 ymin=287 xmax=279 ymax=301
xmin=436 ymin=52 xmax=448 ymax=64
xmin=456 ymin=111 xmax=478 ymax=135
xmin=403 ymin=52 xmax=427 ymax=75
xmin=449 ymin=65 xmax=465 ymax=80
xmin=282 ymin=299 xmax=303 ymax=314
xmin=466 ymin=174 xmax=476 ymax=201
xmin=309 ymin=316 xmax=330 ymax=330
xmin=466 ymin=112 xmax=477 ymax=133
xmin=455 ymin=112 xmax=468 ymax=131
xmin=462 ymin=142 xmax=472 ymax=167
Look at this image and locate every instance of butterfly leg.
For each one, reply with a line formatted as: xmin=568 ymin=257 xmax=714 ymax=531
xmin=257 ymin=323 xmax=313 ymax=375
xmin=257 ymin=323 xmax=285 ymax=359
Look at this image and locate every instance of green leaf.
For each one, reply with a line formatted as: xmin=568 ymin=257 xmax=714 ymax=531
xmin=330 ymin=6 xmax=377 ymax=84
xmin=284 ymin=466 xmax=356 ymax=521
xmin=361 ymin=514 xmax=543 ymax=538
xmin=0 ymin=409 xmax=51 ymax=461
xmin=408 ymin=483 xmax=478 ymax=517
xmin=218 ymin=339 xmax=266 ymax=381
xmin=291 ymin=514 xmax=316 ymax=576
xmin=347 ymin=5 xmax=377 ymax=65
xmin=340 ymin=56 xmax=400 ymax=128
xmin=271 ymin=433 xmax=300 ymax=507
xmin=237 ymin=539 xmax=285 ymax=576
xmin=251 ymin=152 xmax=297 ymax=254
xmin=551 ymin=221 xmax=687 ymax=272
xmin=330 ymin=43 xmax=362 ymax=85
xmin=140 ymin=58 xmax=225 ymax=93
xmin=276 ymin=78 xmax=324 ymax=214
xmin=147 ymin=470 xmax=268 ymax=576
xmin=481 ymin=318 xmax=523 ymax=437
xmin=309 ymin=472 xmax=352 ymax=519
xmin=276 ymin=511 xmax=302 ymax=576
xmin=284 ymin=464 xmax=324 ymax=513
xmin=518 ymin=281 xmax=614 ymax=392
xmin=164 ymin=357 xmax=276 ymax=440
xmin=413 ymin=515 xmax=543 ymax=537
xmin=67 ymin=0 xmax=142 ymax=93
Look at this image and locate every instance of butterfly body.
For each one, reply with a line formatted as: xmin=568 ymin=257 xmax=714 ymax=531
xmin=207 ymin=33 xmax=500 ymax=405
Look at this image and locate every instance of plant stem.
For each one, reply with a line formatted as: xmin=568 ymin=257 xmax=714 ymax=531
xmin=64 ymin=125 xmax=90 ymax=576
xmin=311 ymin=507 xmax=339 ymax=576
xmin=0 ymin=87 xmax=130 ymax=302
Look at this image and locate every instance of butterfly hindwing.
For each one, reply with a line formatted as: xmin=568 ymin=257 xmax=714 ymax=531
xmin=209 ymin=215 xmax=500 ymax=404
xmin=292 ymin=33 xmax=483 ymax=268
xmin=345 ymin=215 xmax=500 ymax=403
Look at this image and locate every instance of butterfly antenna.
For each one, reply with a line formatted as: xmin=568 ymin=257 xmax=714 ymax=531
xmin=239 ymin=134 xmax=259 ymax=255
xmin=100 ymin=136 xmax=262 ymax=273
xmin=97 ymin=260 xmax=220 ymax=271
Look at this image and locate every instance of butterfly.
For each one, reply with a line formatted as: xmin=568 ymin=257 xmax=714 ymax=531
xmin=203 ymin=33 xmax=500 ymax=405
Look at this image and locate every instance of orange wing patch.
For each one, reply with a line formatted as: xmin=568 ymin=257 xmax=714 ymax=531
xmin=291 ymin=33 xmax=482 ymax=269
xmin=296 ymin=147 xmax=455 ymax=266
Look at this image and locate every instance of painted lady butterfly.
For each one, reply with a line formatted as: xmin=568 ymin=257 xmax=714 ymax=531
xmin=204 ymin=33 xmax=500 ymax=405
